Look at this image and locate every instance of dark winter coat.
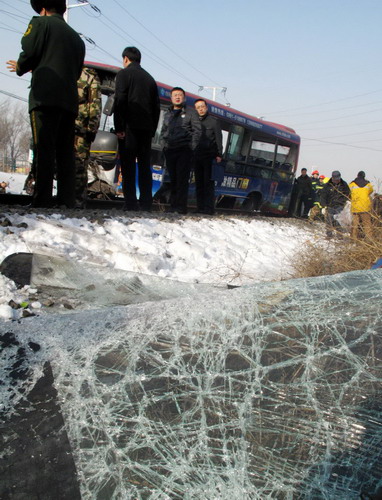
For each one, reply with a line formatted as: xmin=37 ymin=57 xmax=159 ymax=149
xmin=160 ymin=105 xmax=202 ymax=151
xmin=294 ymin=174 xmax=313 ymax=196
xmin=194 ymin=113 xmax=223 ymax=159
xmin=320 ymin=178 xmax=350 ymax=209
xmin=114 ymin=62 xmax=160 ymax=135
xmin=16 ymin=14 xmax=85 ymax=114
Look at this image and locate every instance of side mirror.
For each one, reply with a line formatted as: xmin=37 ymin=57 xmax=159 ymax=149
xmin=103 ymin=95 xmax=114 ymax=116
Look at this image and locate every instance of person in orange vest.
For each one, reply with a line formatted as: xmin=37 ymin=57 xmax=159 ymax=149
xmin=349 ymin=171 xmax=374 ymax=240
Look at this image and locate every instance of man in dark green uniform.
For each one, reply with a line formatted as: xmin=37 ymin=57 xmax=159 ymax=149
xmin=7 ymin=0 xmax=85 ymax=208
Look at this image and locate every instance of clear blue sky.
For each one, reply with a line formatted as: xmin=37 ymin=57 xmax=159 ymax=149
xmin=1 ymin=0 xmax=382 ymax=185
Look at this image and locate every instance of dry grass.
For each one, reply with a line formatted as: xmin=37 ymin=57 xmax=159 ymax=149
xmin=290 ymin=217 xmax=382 ymax=279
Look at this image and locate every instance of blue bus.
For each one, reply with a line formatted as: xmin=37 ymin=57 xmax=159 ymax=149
xmin=86 ymin=62 xmax=300 ymax=215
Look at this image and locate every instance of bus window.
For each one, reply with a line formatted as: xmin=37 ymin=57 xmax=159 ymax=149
xmin=249 ymin=140 xmax=275 ymax=166
xmin=245 ymin=165 xmax=272 ymax=178
xmin=226 ymin=125 xmax=251 ymax=161
xmin=221 ymin=129 xmax=229 ymax=156
xmin=276 ymin=143 xmax=298 ymax=172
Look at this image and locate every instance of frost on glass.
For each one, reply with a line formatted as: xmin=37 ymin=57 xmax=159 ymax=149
xmin=1 ymin=269 xmax=382 ymax=499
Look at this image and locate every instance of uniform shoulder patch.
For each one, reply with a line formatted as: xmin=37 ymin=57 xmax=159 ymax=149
xmin=23 ymin=23 xmax=33 ymax=37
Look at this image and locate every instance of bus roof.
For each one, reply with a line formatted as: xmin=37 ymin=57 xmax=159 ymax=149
xmin=85 ymin=61 xmax=300 ymax=145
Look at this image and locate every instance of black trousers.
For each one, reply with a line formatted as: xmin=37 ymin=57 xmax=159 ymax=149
xmin=118 ymin=128 xmax=153 ymax=209
xmin=294 ymin=193 xmax=313 ymax=217
xmin=30 ymin=107 xmax=76 ymax=208
xmin=164 ymin=148 xmax=192 ymax=213
xmin=194 ymin=156 xmax=215 ymax=213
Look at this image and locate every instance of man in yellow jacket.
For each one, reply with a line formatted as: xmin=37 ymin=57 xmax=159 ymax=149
xmin=349 ymin=171 xmax=374 ymax=240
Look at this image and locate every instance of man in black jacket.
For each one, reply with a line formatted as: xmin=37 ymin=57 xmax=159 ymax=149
xmin=159 ymin=87 xmax=202 ymax=214
xmin=114 ymin=47 xmax=160 ymax=211
xmin=293 ymin=168 xmax=313 ymax=217
xmin=320 ymin=170 xmax=350 ymax=237
xmin=7 ymin=0 xmax=85 ymax=208
xmin=193 ymin=99 xmax=223 ymax=215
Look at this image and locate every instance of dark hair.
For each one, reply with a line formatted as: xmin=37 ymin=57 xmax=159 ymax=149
xmin=171 ymin=87 xmax=185 ymax=95
xmin=122 ymin=47 xmax=141 ymax=64
xmin=31 ymin=0 xmax=66 ymax=14
xmin=194 ymin=98 xmax=208 ymax=106
xmin=301 ymin=168 xmax=307 ymax=172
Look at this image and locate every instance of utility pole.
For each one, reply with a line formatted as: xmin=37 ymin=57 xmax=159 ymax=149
xmin=198 ymin=86 xmax=227 ymax=102
xmin=64 ymin=0 xmax=90 ymax=22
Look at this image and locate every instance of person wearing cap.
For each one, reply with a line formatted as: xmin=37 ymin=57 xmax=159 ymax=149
xmin=292 ymin=167 xmax=314 ymax=218
xmin=349 ymin=171 xmax=374 ymax=240
xmin=6 ymin=0 xmax=85 ymax=208
xmin=320 ymin=170 xmax=350 ymax=237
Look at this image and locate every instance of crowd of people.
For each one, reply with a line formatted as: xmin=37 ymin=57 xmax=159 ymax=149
xmin=292 ymin=167 xmax=375 ymax=240
xmin=4 ymin=0 xmax=378 ymax=243
xmin=6 ymin=0 xmax=222 ymax=216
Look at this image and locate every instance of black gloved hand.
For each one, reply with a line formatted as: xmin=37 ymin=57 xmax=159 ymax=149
xmin=86 ymin=131 xmax=97 ymax=144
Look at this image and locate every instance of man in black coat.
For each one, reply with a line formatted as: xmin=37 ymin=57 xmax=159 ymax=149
xmin=7 ymin=0 xmax=85 ymax=208
xmin=293 ymin=167 xmax=313 ymax=217
xmin=193 ymin=99 xmax=223 ymax=215
xmin=159 ymin=88 xmax=201 ymax=214
xmin=114 ymin=47 xmax=160 ymax=211
xmin=320 ymin=170 xmax=350 ymax=237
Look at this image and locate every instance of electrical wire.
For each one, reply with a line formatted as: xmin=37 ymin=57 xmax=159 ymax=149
xmin=0 ymin=23 xmax=22 ymax=33
xmin=0 ymin=0 xmax=30 ymax=19
xmin=296 ymin=107 xmax=382 ymax=127
xmin=263 ymin=88 xmax=382 ymax=117
xmin=93 ymin=10 xmax=202 ymax=88
xmin=0 ymin=89 xmax=27 ymax=102
xmin=0 ymin=8 xmax=29 ymax=23
xmin=301 ymin=137 xmax=382 ymax=152
xmin=0 ymin=70 xmax=30 ymax=83
xmin=111 ymin=0 xmax=225 ymax=89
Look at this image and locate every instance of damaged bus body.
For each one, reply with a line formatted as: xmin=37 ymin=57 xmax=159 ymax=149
xmin=86 ymin=62 xmax=300 ymax=214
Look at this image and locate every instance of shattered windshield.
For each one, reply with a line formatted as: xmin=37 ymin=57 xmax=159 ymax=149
xmin=1 ymin=269 xmax=382 ymax=499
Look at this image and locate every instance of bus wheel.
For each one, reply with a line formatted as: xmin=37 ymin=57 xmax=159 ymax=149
xmin=242 ymin=193 xmax=262 ymax=212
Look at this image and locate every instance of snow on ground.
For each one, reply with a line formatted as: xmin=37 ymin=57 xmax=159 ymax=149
xmin=0 ymin=172 xmax=327 ymax=320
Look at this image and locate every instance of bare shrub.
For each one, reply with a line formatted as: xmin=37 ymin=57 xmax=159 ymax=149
xmin=290 ymin=217 xmax=382 ymax=279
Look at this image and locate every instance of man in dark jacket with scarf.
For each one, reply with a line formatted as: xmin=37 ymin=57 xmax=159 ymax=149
xmin=7 ymin=0 xmax=85 ymax=208
xmin=114 ymin=47 xmax=160 ymax=211
xmin=320 ymin=170 xmax=350 ymax=238
xmin=159 ymin=87 xmax=201 ymax=214
xmin=193 ymin=99 xmax=223 ymax=215
xmin=293 ymin=168 xmax=313 ymax=217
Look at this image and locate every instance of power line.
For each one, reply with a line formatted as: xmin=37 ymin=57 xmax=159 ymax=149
xmin=0 ymin=8 xmax=29 ymax=23
xmin=111 ymin=0 xmax=224 ymax=88
xmin=0 ymin=0 xmax=30 ymax=19
xmin=302 ymin=137 xmax=382 ymax=152
xmin=93 ymin=10 xmax=202 ymax=88
xmin=302 ymin=118 xmax=382 ymax=132
xmin=263 ymin=88 xmax=382 ymax=117
xmin=266 ymin=99 xmax=382 ymax=119
xmin=296 ymin=107 xmax=382 ymax=127
xmin=0 ymin=24 xmax=22 ymax=33
xmin=315 ymin=127 xmax=382 ymax=141
xmin=0 ymin=89 xmax=27 ymax=102
xmin=0 ymin=70 xmax=30 ymax=83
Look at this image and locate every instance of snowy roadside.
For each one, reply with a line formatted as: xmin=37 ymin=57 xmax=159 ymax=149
xmin=0 ymin=205 xmax=325 ymax=321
